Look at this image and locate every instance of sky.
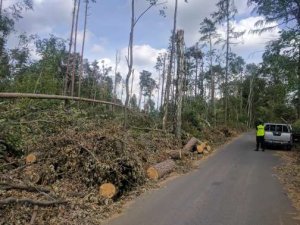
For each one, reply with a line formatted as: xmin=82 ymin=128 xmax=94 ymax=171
xmin=5 ymin=0 xmax=281 ymax=103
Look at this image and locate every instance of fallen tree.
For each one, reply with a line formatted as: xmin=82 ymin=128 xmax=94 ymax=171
xmin=0 ymin=93 xmax=124 ymax=108
xmin=182 ymin=137 xmax=199 ymax=152
xmin=147 ymin=159 xmax=176 ymax=180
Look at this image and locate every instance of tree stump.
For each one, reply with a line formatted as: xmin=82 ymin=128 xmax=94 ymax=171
xmin=99 ymin=183 xmax=117 ymax=199
xmin=183 ymin=137 xmax=199 ymax=152
xmin=166 ymin=150 xmax=182 ymax=159
xmin=147 ymin=159 xmax=176 ymax=180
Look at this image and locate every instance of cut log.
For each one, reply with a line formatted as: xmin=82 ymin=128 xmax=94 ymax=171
xmin=26 ymin=153 xmax=39 ymax=164
xmin=183 ymin=137 xmax=199 ymax=152
xmin=166 ymin=150 xmax=182 ymax=159
xmin=147 ymin=159 xmax=176 ymax=180
xmin=99 ymin=183 xmax=117 ymax=199
xmin=196 ymin=143 xmax=206 ymax=154
xmin=206 ymin=145 xmax=212 ymax=152
xmin=166 ymin=149 xmax=191 ymax=159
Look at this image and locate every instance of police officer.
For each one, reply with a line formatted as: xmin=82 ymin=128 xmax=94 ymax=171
xmin=256 ymin=121 xmax=265 ymax=151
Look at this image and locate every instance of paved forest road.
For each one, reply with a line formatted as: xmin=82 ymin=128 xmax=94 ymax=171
xmin=105 ymin=133 xmax=299 ymax=225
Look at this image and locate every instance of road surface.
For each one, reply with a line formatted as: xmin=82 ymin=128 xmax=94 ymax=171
xmin=105 ymin=132 xmax=299 ymax=225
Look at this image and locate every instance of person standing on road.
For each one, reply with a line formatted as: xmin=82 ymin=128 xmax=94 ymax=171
xmin=256 ymin=121 xmax=265 ymax=151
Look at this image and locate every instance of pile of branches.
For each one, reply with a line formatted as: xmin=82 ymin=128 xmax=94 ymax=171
xmin=0 ymin=118 xmax=178 ymax=224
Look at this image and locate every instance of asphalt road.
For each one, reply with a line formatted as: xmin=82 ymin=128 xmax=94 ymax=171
xmin=105 ymin=133 xmax=299 ymax=225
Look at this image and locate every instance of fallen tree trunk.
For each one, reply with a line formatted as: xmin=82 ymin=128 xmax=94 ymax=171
xmin=183 ymin=137 xmax=199 ymax=152
xmin=99 ymin=183 xmax=117 ymax=199
xmin=0 ymin=92 xmax=124 ymax=108
xmin=147 ymin=159 xmax=176 ymax=180
xmin=166 ymin=150 xmax=191 ymax=159
xmin=0 ymin=197 xmax=67 ymax=206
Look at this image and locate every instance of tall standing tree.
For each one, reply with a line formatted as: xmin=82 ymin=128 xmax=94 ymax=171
xmin=199 ymin=17 xmax=219 ymax=124
xmin=78 ymin=0 xmax=96 ymax=98
xmin=71 ymin=0 xmax=81 ymax=97
xmin=212 ymin=0 xmax=244 ymax=124
xmin=124 ymin=0 xmax=165 ymax=128
xmin=248 ymin=0 xmax=300 ymax=118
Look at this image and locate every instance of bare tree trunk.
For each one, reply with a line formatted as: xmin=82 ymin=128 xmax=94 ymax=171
xmin=78 ymin=0 xmax=89 ymax=98
xmin=64 ymin=0 xmax=77 ymax=96
xmin=239 ymin=72 xmax=243 ymax=119
xmin=0 ymin=0 xmax=3 ymax=17
xmin=209 ymin=37 xmax=216 ymax=126
xmin=200 ymin=58 xmax=204 ymax=98
xmin=114 ymin=50 xmax=120 ymax=101
xmin=247 ymin=74 xmax=254 ymax=127
xmin=163 ymin=0 xmax=178 ymax=130
xmin=130 ymin=69 xmax=135 ymax=107
xmin=138 ymin=88 xmax=142 ymax=109
xmin=175 ymin=30 xmax=184 ymax=139
xmin=71 ymin=0 xmax=81 ymax=97
xmin=157 ymin=68 xmax=161 ymax=110
xmin=160 ymin=53 xmax=166 ymax=109
xmin=298 ymin=45 xmax=300 ymax=119
xmin=224 ymin=0 xmax=230 ymax=124
xmin=124 ymin=0 xmax=135 ymax=128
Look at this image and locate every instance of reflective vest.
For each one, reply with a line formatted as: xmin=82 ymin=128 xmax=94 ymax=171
xmin=256 ymin=124 xmax=265 ymax=137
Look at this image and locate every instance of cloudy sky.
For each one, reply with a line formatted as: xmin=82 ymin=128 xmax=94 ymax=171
xmin=5 ymin=0 xmax=280 ymax=102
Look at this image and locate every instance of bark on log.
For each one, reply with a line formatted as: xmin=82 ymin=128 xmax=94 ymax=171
xmin=99 ymin=183 xmax=117 ymax=199
xmin=147 ymin=159 xmax=176 ymax=180
xmin=0 ymin=197 xmax=67 ymax=206
xmin=166 ymin=150 xmax=191 ymax=159
xmin=166 ymin=150 xmax=182 ymax=160
xmin=183 ymin=137 xmax=199 ymax=152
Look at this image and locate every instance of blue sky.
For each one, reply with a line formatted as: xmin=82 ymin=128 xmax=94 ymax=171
xmin=5 ymin=0 xmax=281 ymax=103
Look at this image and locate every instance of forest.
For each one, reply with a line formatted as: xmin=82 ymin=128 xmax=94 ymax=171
xmin=0 ymin=0 xmax=300 ymax=224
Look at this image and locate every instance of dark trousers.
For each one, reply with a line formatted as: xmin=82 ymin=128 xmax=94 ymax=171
xmin=256 ymin=136 xmax=265 ymax=150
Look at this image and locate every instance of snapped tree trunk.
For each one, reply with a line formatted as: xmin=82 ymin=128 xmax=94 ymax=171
xmin=160 ymin=53 xmax=167 ymax=109
xmin=175 ymin=30 xmax=185 ymax=139
xmin=78 ymin=0 xmax=89 ymax=98
xmin=71 ymin=0 xmax=81 ymax=97
xmin=64 ymin=0 xmax=77 ymax=96
xmin=124 ymin=0 xmax=135 ymax=128
xmin=163 ymin=0 xmax=178 ymax=130
xmin=224 ymin=0 xmax=230 ymax=124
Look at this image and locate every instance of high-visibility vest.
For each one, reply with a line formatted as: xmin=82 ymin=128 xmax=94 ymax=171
xmin=256 ymin=124 xmax=265 ymax=136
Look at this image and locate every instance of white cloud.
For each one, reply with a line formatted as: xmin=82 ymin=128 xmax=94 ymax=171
xmin=97 ymin=44 xmax=166 ymax=104
xmin=91 ymin=44 xmax=104 ymax=54
xmin=13 ymin=0 xmax=73 ymax=35
xmin=230 ymin=16 xmax=280 ymax=62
